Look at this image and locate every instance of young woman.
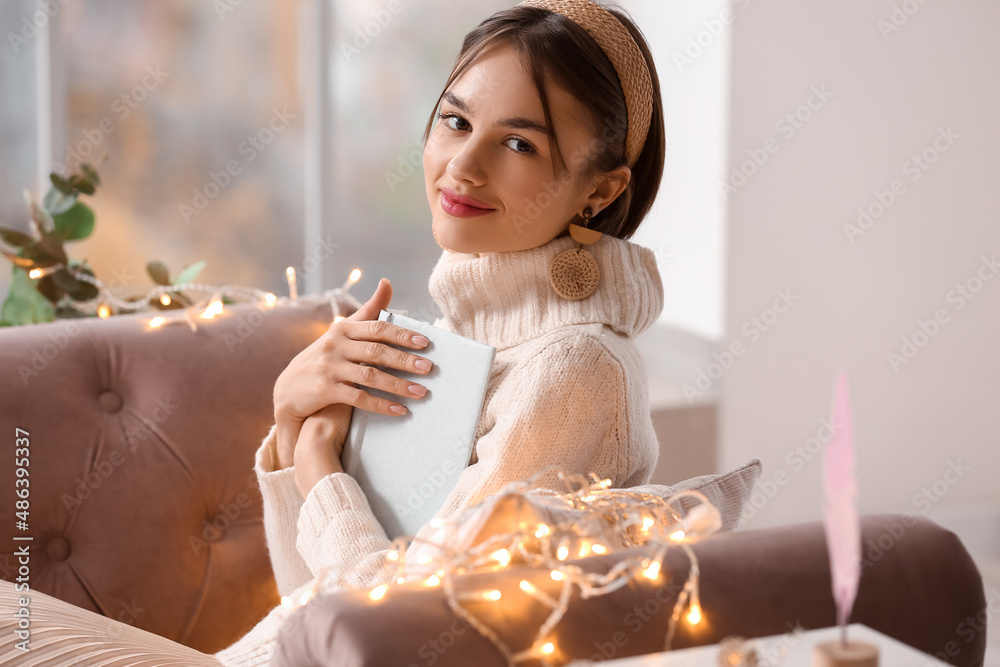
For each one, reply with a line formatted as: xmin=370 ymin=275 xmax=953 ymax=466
xmin=0 ymin=1 xmax=665 ymax=664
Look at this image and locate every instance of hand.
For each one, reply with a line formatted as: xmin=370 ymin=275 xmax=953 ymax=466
xmin=272 ymin=277 xmax=433 ymax=470
xmin=293 ymin=403 xmax=351 ymax=497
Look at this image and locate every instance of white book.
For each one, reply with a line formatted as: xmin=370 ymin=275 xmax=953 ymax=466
xmin=341 ymin=309 xmax=496 ymax=540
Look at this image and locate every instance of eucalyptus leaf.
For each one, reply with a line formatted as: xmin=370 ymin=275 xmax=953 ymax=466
xmin=52 ymin=268 xmax=80 ymax=293
xmin=30 ymin=232 xmax=69 ymax=266
xmin=147 ymin=260 xmax=171 ymax=286
xmin=37 ymin=273 xmax=66 ymax=303
xmin=0 ymin=267 xmax=55 ymax=326
xmin=50 ymin=173 xmax=73 ymax=195
xmin=68 ymin=175 xmax=96 ymax=196
xmin=42 ymin=188 xmax=78 ymax=216
xmin=80 ymin=163 xmax=102 ymax=187
xmin=55 ymin=305 xmax=91 ymax=319
xmin=172 ymin=260 xmax=206 ymax=286
xmin=65 ymin=265 xmax=99 ymax=301
xmin=0 ymin=227 xmax=34 ymax=248
xmin=53 ymin=202 xmax=95 ymax=241
xmin=1 ymin=248 xmax=39 ymax=268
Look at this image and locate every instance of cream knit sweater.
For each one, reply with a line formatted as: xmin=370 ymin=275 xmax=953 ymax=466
xmin=214 ymin=233 xmax=664 ymax=666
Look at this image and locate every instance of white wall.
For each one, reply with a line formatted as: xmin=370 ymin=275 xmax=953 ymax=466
xmin=624 ymin=0 xmax=729 ymax=342
xmin=720 ymin=0 xmax=1000 ymax=528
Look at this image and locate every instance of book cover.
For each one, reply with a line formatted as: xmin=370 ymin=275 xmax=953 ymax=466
xmin=341 ymin=309 xmax=496 ymax=540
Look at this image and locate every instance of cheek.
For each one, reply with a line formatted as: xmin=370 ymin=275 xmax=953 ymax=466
xmin=422 ymin=136 xmax=448 ymax=177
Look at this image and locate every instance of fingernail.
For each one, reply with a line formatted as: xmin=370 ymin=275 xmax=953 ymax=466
xmin=408 ymin=384 xmax=427 ymax=397
xmin=391 ymin=404 xmax=407 ymax=415
xmin=412 ymin=334 xmax=429 ymax=347
xmin=415 ymin=359 xmax=432 ymax=371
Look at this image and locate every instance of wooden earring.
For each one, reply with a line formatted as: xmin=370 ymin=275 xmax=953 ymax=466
xmin=548 ymin=207 xmax=603 ymax=301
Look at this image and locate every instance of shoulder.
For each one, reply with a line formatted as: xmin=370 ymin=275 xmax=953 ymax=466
xmin=502 ymin=324 xmax=627 ymax=389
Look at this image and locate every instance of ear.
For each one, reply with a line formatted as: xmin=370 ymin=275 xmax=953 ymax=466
xmin=581 ymin=165 xmax=631 ymax=215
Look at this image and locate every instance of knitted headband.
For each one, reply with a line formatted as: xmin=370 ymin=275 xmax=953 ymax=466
xmin=518 ymin=0 xmax=654 ymax=168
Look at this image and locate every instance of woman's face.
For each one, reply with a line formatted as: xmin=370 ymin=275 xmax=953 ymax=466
xmin=423 ymin=43 xmax=628 ymax=258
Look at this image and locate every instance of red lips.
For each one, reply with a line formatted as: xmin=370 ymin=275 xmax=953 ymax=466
xmin=440 ymin=188 xmax=495 ymax=218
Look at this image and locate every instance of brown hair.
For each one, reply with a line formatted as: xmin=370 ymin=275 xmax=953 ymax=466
xmin=422 ymin=2 xmax=665 ymax=240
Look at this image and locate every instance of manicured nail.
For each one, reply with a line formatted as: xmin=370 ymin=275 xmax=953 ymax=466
xmin=408 ymin=384 xmax=427 ymax=397
xmin=391 ymin=404 xmax=407 ymax=415
xmin=415 ymin=359 xmax=432 ymax=371
xmin=412 ymin=334 xmax=429 ymax=347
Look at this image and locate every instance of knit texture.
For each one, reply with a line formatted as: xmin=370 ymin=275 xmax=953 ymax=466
xmin=214 ymin=233 xmax=664 ymax=666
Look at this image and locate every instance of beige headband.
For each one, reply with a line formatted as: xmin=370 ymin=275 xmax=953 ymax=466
xmin=518 ymin=0 xmax=654 ymax=168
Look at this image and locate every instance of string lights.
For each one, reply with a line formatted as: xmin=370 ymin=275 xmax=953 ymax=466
xmin=279 ymin=466 xmax=722 ymax=667
xmin=33 ymin=262 xmax=365 ymax=331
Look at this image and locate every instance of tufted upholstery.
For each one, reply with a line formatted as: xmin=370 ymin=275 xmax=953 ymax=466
xmin=0 ymin=295 xmax=353 ymax=654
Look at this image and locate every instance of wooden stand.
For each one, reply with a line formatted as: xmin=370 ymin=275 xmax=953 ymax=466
xmin=813 ymin=640 xmax=879 ymax=667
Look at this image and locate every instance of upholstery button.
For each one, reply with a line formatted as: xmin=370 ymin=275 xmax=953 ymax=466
xmin=98 ymin=390 xmax=123 ymax=413
xmin=47 ymin=537 xmax=71 ymax=562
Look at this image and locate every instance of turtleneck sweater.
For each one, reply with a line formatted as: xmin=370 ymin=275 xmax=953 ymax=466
xmin=214 ymin=233 xmax=665 ymax=666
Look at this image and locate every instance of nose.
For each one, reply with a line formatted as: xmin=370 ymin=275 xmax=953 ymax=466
xmin=446 ymin=137 xmax=488 ymax=186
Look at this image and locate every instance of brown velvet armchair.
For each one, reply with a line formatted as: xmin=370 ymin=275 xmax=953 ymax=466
xmin=0 ymin=295 xmax=987 ymax=666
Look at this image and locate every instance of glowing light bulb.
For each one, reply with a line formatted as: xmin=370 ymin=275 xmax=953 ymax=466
xmin=535 ymin=524 xmax=550 ymax=538
xmin=349 ymin=268 xmax=362 ymax=283
xmin=641 ymin=517 xmax=655 ymax=532
xmin=280 ymin=596 xmax=293 ymax=609
xmin=386 ymin=550 xmax=399 ymax=562
xmin=550 ymin=570 xmax=565 ymax=581
xmin=417 ymin=554 xmax=433 ymax=565
xmin=396 ymin=576 xmax=406 ymax=585
xmin=263 ymin=292 xmax=277 ymax=306
xmin=286 ymin=267 xmax=298 ymax=301
xmin=429 ymin=518 xmax=444 ymax=529
xmin=686 ymin=602 xmax=702 ymax=625
xmin=160 ymin=294 xmax=172 ymax=306
xmin=97 ymin=304 xmax=111 ymax=319
xmin=369 ymin=584 xmax=387 ymax=601
xmin=149 ymin=316 xmax=166 ymax=329
xmin=519 ymin=580 xmax=536 ymax=594
xmin=333 ymin=315 xmax=345 ymax=323
xmin=670 ymin=530 xmax=686 ymax=542
xmin=592 ymin=543 xmax=607 ymax=554
xmin=596 ymin=478 xmax=612 ymax=489
xmin=556 ymin=546 xmax=569 ymax=561
xmin=424 ymin=575 xmax=440 ymax=587
xmin=642 ymin=560 xmax=661 ymax=580
xmin=541 ymin=642 xmax=555 ymax=655
xmin=484 ymin=590 xmax=501 ymax=601
xmin=28 ymin=268 xmax=43 ymax=279
xmin=200 ymin=296 xmax=223 ymax=320
xmin=491 ymin=548 xmax=511 ymax=567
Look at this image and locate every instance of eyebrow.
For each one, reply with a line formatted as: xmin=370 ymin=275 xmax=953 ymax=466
xmin=443 ymin=91 xmax=550 ymax=136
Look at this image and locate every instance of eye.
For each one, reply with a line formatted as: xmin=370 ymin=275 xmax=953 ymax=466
xmin=504 ymin=137 xmax=537 ymax=155
xmin=437 ymin=112 xmax=470 ymax=132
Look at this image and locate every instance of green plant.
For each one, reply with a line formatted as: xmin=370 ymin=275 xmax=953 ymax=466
xmin=0 ymin=162 xmax=209 ymax=326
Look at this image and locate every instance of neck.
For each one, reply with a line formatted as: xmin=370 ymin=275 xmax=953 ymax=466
xmin=428 ymin=234 xmax=663 ymax=350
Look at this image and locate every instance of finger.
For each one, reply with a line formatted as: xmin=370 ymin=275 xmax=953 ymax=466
xmin=341 ymin=338 xmax=433 ymax=376
xmin=345 ymin=278 xmax=392 ymax=322
xmin=328 ymin=380 xmax=410 ymax=418
xmin=341 ymin=318 xmax=430 ymax=349
xmin=348 ymin=360 xmax=429 ymax=400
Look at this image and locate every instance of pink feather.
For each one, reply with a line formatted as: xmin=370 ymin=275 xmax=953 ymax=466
xmin=822 ymin=369 xmax=861 ymax=643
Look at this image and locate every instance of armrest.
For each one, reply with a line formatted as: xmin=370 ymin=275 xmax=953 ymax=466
xmin=271 ymin=513 xmax=985 ymax=666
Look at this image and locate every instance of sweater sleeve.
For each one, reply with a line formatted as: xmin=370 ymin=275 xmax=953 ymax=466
xmin=253 ymin=423 xmax=314 ymax=596
xmin=292 ymin=333 xmax=627 ymax=588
